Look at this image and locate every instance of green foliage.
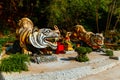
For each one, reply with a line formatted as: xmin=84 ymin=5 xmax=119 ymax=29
xmin=75 ymin=46 xmax=92 ymax=55
xmin=112 ymin=36 xmax=119 ymax=43
xmin=75 ymin=46 xmax=92 ymax=62
xmin=105 ymin=50 xmax=113 ymax=56
xmin=3 ymin=29 xmax=10 ymax=35
xmin=1 ymin=0 xmax=120 ymax=34
xmin=76 ymin=55 xmax=89 ymax=62
xmin=0 ymin=36 xmax=15 ymax=46
xmin=86 ymin=47 xmax=92 ymax=53
xmin=102 ymin=45 xmax=106 ymax=49
xmin=0 ymin=53 xmax=30 ymax=73
xmin=72 ymin=43 xmax=77 ymax=49
xmin=0 ymin=45 xmax=2 ymax=54
xmin=0 ymin=38 xmax=8 ymax=46
xmin=75 ymin=47 xmax=87 ymax=55
xmin=47 ymin=0 xmax=68 ymax=27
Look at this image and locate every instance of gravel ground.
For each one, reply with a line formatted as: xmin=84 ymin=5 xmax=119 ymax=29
xmin=1 ymin=51 xmax=120 ymax=80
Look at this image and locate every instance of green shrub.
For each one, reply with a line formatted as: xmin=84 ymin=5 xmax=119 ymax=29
xmin=0 ymin=37 xmax=15 ymax=46
xmin=0 ymin=38 xmax=7 ymax=46
xmin=75 ymin=47 xmax=87 ymax=55
xmin=105 ymin=50 xmax=113 ymax=56
xmin=86 ymin=47 xmax=92 ymax=53
xmin=76 ymin=55 xmax=89 ymax=62
xmin=0 ymin=53 xmax=30 ymax=73
xmin=75 ymin=47 xmax=91 ymax=62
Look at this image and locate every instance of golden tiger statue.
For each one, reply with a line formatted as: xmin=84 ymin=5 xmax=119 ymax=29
xmin=71 ymin=25 xmax=104 ymax=49
xmin=16 ymin=17 xmax=60 ymax=54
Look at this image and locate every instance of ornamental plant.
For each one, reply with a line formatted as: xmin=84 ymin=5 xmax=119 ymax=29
xmin=0 ymin=36 xmax=15 ymax=46
xmin=0 ymin=53 xmax=30 ymax=73
xmin=75 ymin=46 xmax=86 ymax=55
xmin=86 ymin=47 xmax=92 ymax=53
xmin=105 ymin=50 xmax=113 ymax=56
xmin=75 ymin=46 xmax=92 ymax=62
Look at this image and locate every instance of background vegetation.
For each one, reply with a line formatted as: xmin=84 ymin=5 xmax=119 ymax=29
xmin=0 ymin=0 xmax=120 ymax=35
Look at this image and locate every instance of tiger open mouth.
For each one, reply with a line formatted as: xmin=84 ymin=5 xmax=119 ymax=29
xmin=45 ymin=37 xmax=58 ymax=42
xmin=45 ymin=37 xmax=59 ymax=46
xmin=44 ymin=37 xmax=59 ymax=49
xmin=97 ymin=40 xmax=103 ymax=46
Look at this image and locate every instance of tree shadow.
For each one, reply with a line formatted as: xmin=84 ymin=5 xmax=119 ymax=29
xmin=0 ymin=72 xmax=5 ymax=80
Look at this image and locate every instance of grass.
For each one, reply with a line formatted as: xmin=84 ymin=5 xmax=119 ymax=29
xmin=0 ymin=53 xmax=30 ymax=73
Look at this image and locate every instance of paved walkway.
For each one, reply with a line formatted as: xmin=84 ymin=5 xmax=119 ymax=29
xmin=79 ymin=64 xmax=120 ymax=80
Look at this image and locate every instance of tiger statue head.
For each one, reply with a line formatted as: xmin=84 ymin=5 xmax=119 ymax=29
xmin=90 ymin=33 xmax=104 ymax=49
xmin=29 ymin=28 xmax=60 ymax=50
xmin=16 ymin=17 xmax=60 ymax=54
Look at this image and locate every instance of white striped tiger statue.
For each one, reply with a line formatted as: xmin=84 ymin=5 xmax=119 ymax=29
xmin=71 ymin=25 xmax=104 ymax=49
xmin=16 ymin=17 xmax=60 ymax=54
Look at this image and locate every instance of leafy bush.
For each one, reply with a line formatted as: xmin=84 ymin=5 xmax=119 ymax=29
xmin=75 ymin=47 xmax=87 ymax=55
xmin=75 ymin=47 xmax=92 ymax=62
xmin=86 ymin=47 xmax=92 ymax=53
xmin=0 ymin=53 xmax=30 ymax=73
xmin=0 ymin=45 xmax=2 ymax=54
xmin=0 ymin=37 xmax=15 ymax=46
xmin=105 ymin=50 xmax=113 ymax=56
xmin=76 ymin=55 xmax=89 ymax=62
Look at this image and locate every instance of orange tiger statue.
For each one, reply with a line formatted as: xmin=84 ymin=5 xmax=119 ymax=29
xmin=71 ymin=25 xmax=104 ymax=49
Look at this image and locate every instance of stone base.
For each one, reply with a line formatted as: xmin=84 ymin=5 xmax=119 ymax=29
xmin=30 ymin=54 xmax=57 ymax=64
xmin=65 ymin=50 xmax=76 ymax=54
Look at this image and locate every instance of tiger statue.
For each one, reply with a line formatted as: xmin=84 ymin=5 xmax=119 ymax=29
xmin=71 ymin=25 xmax=104 ymax=49
xmin=16 ymin=17 xmax=60 ymax=54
